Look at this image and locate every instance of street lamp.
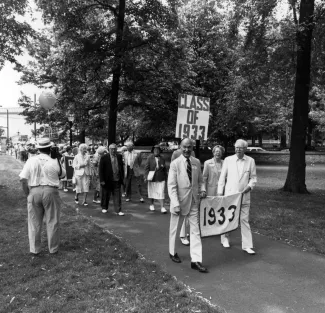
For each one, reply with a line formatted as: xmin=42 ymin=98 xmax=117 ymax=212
xmin=0 ymin=106 xmax=9 ymax=142
xmin=68 ymin=114 xmax=74 ymax=146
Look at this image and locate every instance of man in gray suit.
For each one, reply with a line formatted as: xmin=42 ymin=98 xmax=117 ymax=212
xmin=168 ymin=138 xmax=208 ymax=273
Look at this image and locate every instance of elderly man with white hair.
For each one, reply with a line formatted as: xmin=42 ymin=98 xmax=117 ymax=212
xmin=99 ymin=143 xmax=125 ymax=215
xmin=217 ymin=139 xmax=257 ymax=255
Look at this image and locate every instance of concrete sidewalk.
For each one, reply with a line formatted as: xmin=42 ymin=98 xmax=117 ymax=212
xmin=7 ymin=155 xmax=325 ymax=313
xmin=60 ymin=189 xmax=325 ymax=313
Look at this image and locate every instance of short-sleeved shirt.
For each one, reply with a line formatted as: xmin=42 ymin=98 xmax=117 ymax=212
xmin=19 ymin=153 xmax=66 ymax=187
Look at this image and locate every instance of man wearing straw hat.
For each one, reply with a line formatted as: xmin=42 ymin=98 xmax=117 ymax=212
xmin=19 ymin=138 xmax=66 ymax=255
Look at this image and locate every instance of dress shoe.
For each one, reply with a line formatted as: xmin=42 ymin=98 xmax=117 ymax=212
xmin=149 ymin=205 xmax=155 ymax=211
xmin=169 ymin=253 xmax=182 ymax=263
xmin=180 ymin=237 xmax=190 ymax=246
xmin=82 ymin=202 xmax=88 ymax=206
xmin=102 ymin=209 xmax=108 ymax=213
xmin=63 ymin=189 xmax=68 ymax=192
xmin=191 ymin=262 xmax=208 ymax=273
xmin=221 ymin=241 xmax=230 ymax=248
xmin=125 ymin=198 xmax=130 ymax=202
xmin=117 ymin=212 xmax=125 ymax=216
xmin=74 ymin=198 xmax=79 ymax=204
xmin=161 ymin=207 xmax=167 ymax=214
xmin=242 ymin=248 xmax=256 ymax=255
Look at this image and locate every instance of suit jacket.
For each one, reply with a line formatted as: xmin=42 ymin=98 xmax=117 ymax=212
xmin=168 ymin=155 xmax=205 ymax=215
xmin=217 ymin=154 xmax=257 ymax=204
xmin=144 ymin=154 xmax=167 ymax=182
xmin=99 ymin=153 xmax=124 ymax=188
xmin=123 ymin=151 xmax=142 ymax=177
xmin=202 ymin=158 xmax=223 ymax=196
xmin=73 ymin=153 xmax=91 ymax=176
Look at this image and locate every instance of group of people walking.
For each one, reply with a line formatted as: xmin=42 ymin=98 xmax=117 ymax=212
xmin=19 ymin=136 xmax=257 ymax=275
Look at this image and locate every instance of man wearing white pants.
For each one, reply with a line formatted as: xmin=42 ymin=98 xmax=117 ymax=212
xmin=168 ymin=138 xmax=208 ymax=273
xmin=217 ymin=139 xmax=257 ymax=255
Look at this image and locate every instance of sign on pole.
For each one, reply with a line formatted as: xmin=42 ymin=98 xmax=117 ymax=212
xmin=175 ymin=94 xmax=210 ymax=140
xmin=199 ymin=193 xmax=243 ymax=237
xmin=64 ymin=156 xmax=75 ymax=180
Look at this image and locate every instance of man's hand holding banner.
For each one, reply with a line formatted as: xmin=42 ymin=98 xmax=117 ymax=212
xmin=200 ymin=193 xmax=243 ymax=237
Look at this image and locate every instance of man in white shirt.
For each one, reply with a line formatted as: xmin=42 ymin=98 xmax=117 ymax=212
xmin=217 ymin=139 xmax=257 ymax=255
xmin=19 ymin=138 xmax=66 ymax=255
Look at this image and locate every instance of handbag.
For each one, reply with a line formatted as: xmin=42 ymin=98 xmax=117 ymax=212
xmin=147 ymin=171 xmax=155 ymax=181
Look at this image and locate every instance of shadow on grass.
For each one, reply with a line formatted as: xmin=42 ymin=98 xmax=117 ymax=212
xmin=0 ymin=169 xmax=224 ymax=313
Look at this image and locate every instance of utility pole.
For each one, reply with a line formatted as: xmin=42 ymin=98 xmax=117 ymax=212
xmin=34 ymin=94 xmax=37 ymax=140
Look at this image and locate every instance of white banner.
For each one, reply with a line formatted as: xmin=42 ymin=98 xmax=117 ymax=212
xmin=200 ymin=193 xmax=243 ymax=237
xmin=175 ymin=94 xmax=210 ymax=140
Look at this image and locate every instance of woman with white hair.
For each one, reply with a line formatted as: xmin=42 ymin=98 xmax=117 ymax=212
xmin=73 ymin=143 xmax=91 ymax=206
xmin=91 ymin=146 xmax=107 ymax=204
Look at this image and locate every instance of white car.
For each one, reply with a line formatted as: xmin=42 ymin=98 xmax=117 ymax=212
xmin=246 ymin=147 xmax=265 ymax=152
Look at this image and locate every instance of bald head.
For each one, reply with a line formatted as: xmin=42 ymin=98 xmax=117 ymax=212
xmin=180 ymin=138 xmax=193 ymax=158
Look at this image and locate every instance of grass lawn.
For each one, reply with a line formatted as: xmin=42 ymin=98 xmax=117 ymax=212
xmin=250 ymin=165 xmax=325 ymax=255
xmin=0 ymin=168 xmax=222 ymax=313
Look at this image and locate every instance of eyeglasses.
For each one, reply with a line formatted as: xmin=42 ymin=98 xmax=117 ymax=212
xmin=235 ymin=147 xmax=245 ymax=150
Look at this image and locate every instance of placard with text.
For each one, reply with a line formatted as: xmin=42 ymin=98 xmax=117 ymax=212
xmin=199 ymin=193 xmax=243 ymax=237
xmin=64 ymin=156 xmax=75 ymax=180
xmin=175 ymin=94 xmax=210 ymax=140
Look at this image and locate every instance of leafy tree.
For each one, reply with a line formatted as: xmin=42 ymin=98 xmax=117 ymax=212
xmin=0 ymin=0 xmax=34 ymax=68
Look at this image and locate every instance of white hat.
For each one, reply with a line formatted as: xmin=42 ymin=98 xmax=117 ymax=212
xmin=35 ymin=137 xmax=52 ymax=149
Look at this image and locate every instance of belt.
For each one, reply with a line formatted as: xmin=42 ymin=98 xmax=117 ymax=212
xmin=30 ymin=185 xmax=58 ymax=189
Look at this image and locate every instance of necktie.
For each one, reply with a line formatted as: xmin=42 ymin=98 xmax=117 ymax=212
xmin=186 ymin=158 xmax=192 ymax=184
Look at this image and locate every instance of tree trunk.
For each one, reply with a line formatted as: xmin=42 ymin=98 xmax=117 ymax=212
xmin=252 ymin=136 xmax=256 ymax=146
xmin=283 ymin=0 xmax=315 ymax=193
xmin=280 ymin=132 xmax=286 ymax=149
xmin=107 ymin=0 xmax=126 ymax=145
xmin=258 ymin=134 xmax=263 ymax=147
xmin=80 ymin=129 xmax=86 ymax=143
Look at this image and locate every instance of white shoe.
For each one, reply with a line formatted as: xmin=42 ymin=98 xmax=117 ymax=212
xmin=222 ymin=241 xmax=230 ymax=248
xmin=73 ymin=188 xmax=76 ymax=192
xmin=180 ymin=237 xmax=190 ymax=246
xmin=122 ymin=193 xmax=126 ymax=197
xmin=117 ymin=212 xmax=125 ymax=216
xmin=149 ymin=205 xmax=155 ymax=211
xmin=63 ymin=189 xmax=68 ymax=192
xmin=102 ymin=209 xmax=107 ymax=213
xmin=140 ymin=198 xmax=144 ymax=203
xmin=96 ymin=200 xmax=101 ymax=204
xmin=242 ymin=248 xmax=256 ymax=255
xmin=125 ymin=198 xmax=130 ymax=202
xmin=161 ymin=207 xmax=167 ymax=214
xmin=93 ymin=200 xmax=97 ymax=203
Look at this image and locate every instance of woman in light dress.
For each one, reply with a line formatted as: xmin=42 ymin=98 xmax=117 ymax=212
xmin=202 ymin=145 xmax=225 ymax=196
xmin=73 ymin=144 xmax=91 ymax=206
xmin=144 ymin=145 xmax=167 ymax=214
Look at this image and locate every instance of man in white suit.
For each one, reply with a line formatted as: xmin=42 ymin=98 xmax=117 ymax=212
xmin=217 ymin=139 xmax=257 ymax=255
xmin=168 ymin=138 xmax=208 ymax=273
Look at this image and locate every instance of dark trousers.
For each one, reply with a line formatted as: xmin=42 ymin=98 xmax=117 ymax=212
xmin=125 ymin=166 xmax=143 ymax=199
xmin=101 ymin=181 xmax=122 ymax=213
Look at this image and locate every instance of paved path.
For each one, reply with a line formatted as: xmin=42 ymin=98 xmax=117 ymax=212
xmin=4 ymin=155 xmax=325 ymax=313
